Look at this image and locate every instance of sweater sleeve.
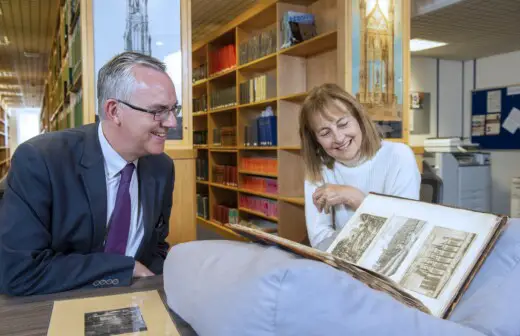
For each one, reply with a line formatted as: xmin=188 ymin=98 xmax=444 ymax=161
xmin=384 ymin=144 xmax=421 ymax=200
xmin=304 ymin=179 xmax=337 ymax=250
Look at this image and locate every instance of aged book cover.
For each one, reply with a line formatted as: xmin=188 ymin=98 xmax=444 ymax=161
xmin=47 ymin=290 xmax=180 ymax=336
xmin=225 ymin=193 xmax=508 ymax=318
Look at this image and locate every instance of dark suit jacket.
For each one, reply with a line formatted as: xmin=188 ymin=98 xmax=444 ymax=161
xmin=0 ymin=123 xmax=174 ymax=296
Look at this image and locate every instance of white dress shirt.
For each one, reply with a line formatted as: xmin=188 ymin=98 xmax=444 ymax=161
xmin=98 ymin=123 xmax=144 ymax=257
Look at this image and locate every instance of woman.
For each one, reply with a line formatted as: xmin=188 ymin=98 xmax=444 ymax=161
xmin=300 ymin=83 xmax=421 ymax=251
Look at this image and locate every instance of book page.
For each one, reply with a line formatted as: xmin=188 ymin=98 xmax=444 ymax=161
xmin=327 ymin=194 xmax=502 ymax=317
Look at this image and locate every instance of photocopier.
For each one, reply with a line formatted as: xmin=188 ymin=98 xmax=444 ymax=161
xmin=423 ymin=137 xmax=491 ymax=212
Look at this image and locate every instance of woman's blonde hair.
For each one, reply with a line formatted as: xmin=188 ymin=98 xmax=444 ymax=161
xmin=299 ymin=83 xmax=382 ymax=182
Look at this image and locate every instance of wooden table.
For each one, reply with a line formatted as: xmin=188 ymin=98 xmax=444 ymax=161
xmin=0 ymin=276 xmax=197 ymax=336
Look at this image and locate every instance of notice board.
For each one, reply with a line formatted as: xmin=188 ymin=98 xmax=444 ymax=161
xmin=471 ymin=85 xmax=520 ymax=150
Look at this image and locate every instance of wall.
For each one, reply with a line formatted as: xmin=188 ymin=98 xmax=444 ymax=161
xmin=464 ymin=51 xmax=520 ymax=216
xmin=7 ymin=108 xmax=41 ymax=154
xmin=410 ymin=51 xmax=520 ymax=216
xmin=409 ymin=57 xmax=464 ymax=146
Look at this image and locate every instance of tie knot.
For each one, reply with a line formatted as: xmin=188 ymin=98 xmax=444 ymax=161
xmin=120 ymin=163 xmax=135 ymax=184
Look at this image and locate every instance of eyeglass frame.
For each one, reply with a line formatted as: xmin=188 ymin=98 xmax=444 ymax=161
xmin=113 ymin=98 xmax=182 ymax=121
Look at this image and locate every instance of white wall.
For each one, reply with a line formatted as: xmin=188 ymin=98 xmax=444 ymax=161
xmin=464 ymin=51 xmax=520 ymax=216
xmin=7 ymin=108 xmax=41 ymax=154
xmin=409 ymin=57 xmax=464 ymax=146
xmin=411 ymin=51 xmax=520 ymax=216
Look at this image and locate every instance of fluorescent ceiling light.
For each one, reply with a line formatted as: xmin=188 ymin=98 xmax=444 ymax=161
xmin=410 ymin=38 xmax=447 ymax=52
xmin=156 ymin=41 xmax=164 ymax=46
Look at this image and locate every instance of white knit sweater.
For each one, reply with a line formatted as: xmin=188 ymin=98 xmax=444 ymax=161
xmin=304 ymin=140 xmax=421 ymax=250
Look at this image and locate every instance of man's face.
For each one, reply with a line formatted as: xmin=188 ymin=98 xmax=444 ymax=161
xmin=117 ymin=65 xmax=178 ymax=157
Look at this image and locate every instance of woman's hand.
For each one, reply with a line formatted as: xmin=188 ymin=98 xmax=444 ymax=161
xmin=312 ymin=184 xmax=365 ymax=214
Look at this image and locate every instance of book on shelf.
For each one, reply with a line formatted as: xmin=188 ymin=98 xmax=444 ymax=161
xmin=239 ymin=27 xmax=277 ymax=65
xmin=239 ymin=72 xmax=276 ymax=105
xmin=244 ymin=106 xmax=277 ymax=147
xmin=280 ymin=11 xmax=317 ymax=49
xmin=225 ymin=193 xmax=509 ymax=319
xmin=209 ymin=44 xmax=236 ymax=76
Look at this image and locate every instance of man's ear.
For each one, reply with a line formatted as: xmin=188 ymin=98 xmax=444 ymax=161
xmin=103 ymin=99 xmax=121 ymax=125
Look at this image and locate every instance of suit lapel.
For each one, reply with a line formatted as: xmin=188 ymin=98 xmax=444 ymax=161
xmin=136 ymin=157 xmax=157 ymax=259
xmin=79 ymin=123 xmax=108 ymax=252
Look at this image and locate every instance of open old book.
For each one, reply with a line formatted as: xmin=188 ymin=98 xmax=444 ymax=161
xmin=225 ymin=193 xmax=508 ymax=319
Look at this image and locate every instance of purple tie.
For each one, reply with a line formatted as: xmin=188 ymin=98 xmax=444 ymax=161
xmin=104 ymin=163 xmax=135 ymax=254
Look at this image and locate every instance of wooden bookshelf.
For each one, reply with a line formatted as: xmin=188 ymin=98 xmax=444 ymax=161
xmin=192 ymin=0 xmax=411 ymax=244
xmin=40 ymin=0 xmax=84 ymax=134
xmin=0 ymin=106 xmax=10 ymax=180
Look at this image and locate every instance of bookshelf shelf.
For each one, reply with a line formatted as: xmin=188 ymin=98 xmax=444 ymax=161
xmin=210 ymin=182 xmax=238 ymax=192
xmin=238 ymin=53 xmax=277 ymax=72
xmin=193 ymin=111 xmax=208 ymax=117
xmin=279 ymin=92 xmax=308 ymax=102
xmin=209 ymin=67 xmax=236 ymax=82
xmin=279 ymin=196 xmax=305 ymax=206
xmin=196 ymin=216 xmax=247 ymax=241
xmin=239 ymin=207 xmax=279 ymax=222
xmin=238 ymin=97 xmax=277 ymax=109
xmin=209 ymin=106 xmax=237 ymax=114
xmin=239 ymin=170 xmax=278 ymax=178
xmin=239 ymin=188 xmax=278 ymax=200
xmin=279 ymin=31 xmax=338 ymax=58
xmin=239 ymin=146 xmax=277 ymax=151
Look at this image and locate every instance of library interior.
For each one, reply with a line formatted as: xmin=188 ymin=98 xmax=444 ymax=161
xmin=1 ymin=0 xmax=520 ymax=335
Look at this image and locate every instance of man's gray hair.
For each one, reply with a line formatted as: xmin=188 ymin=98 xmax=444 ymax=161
xmin=97 ymin=51 xmax=167 ymax=119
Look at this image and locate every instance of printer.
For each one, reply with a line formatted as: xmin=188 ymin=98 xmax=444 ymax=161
xmin=423 ymin=137 xmax=491 ymax=212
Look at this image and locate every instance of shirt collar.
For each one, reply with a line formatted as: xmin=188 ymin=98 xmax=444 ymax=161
xmin=98 ymin=122 xmax=138 ymax=179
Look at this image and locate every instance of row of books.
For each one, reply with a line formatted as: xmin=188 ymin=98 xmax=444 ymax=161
xmin=193 ymin=63 xmax=207 ymax=83
xmin=213 ymin=204 xmax=239 ymax=224
xmin=194 ymin=130 xmax=208 ymax=145
xmin=244 ymin=110 xmax=277 ymax=147
xmin=239 ymin=72 xmax=277 ymax=105
xmin=196 ymin=193 xmax=209 ymax=219
xmin=196 ymin=157 xmax=209 ymax=181
xmin=240 ymin=157 xmax=277 ymax=174
xmin=213 ymin=164 xmax=238 ymax=187
xmin=209 ymin=44 xmax=236 ymax=76
xmin=210 ymin=85 xmax=236 ymax=110
xmin=242 ymin=176 xmax=278 ymax=194
xmin=238 ymin=26 xmax=277 ymax=65
xmin=193 ymin=94 xmax=208 ymax=112
xmin=240 ymin=195 xmax=278 ymax=219
xmin=213 ymin=127 xmax=236 ymax=147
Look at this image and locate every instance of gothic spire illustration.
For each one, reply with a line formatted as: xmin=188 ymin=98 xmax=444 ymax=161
xmin=124 ymin=0 xmax=152 ymax=55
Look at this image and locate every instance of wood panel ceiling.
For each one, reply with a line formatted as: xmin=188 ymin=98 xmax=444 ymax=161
xmin=0 ymin=0 xmax=59 ymax=109
xmin=192 ymin=0 xmax=258 ymax=44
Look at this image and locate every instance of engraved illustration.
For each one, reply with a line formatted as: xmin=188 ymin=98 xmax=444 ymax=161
xmin=85 ymin=306 xmax=147 ymax=336
xmin=373 ymin=216 xmax=427 ymax=276
xmin=399 ymin=227 xmax=475 ymax=299
xmin=331 ymin=213 xmax=387 ymax=263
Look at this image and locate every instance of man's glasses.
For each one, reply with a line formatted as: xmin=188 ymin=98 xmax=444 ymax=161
xmin=115 ymin=99 xmax=181 ymax=122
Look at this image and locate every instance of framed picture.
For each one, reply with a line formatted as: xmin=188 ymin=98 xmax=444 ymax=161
xmin=93 ymin=0 xmax=189 ymax=142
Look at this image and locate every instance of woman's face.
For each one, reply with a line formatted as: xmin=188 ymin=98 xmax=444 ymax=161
xmin=312 ymin=101 xmax=363 ymax=164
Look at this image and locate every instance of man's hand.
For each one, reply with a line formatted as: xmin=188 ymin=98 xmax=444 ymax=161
xmin=312 ymin=184 xmax=365 ymax=214
xmin=133 ymin=261 xmax=155 ymax=278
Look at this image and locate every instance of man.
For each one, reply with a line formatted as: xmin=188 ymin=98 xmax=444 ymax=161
xmin=0 ymin=51 xmax=177 ymax=295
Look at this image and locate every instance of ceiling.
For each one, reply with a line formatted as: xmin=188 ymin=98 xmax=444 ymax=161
xmin=0 ymin=0 xmax=59 ymax=110
xmin=191 ymin=0 xmax=258 ymax=44
xmin=411 ymin=0 xmax=520 ymax=60
xmin=1 ymin=0 xmax=520 ymax=109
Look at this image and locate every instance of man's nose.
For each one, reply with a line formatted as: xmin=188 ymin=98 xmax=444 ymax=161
xmin=161 ymin=111 xmax=178 ymax=128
